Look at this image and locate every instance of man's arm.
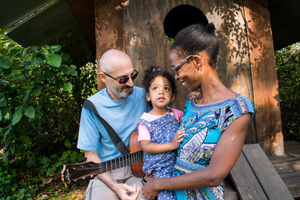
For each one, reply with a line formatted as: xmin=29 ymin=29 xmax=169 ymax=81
xmin=85 ymin=150 xmax=140 ymax=200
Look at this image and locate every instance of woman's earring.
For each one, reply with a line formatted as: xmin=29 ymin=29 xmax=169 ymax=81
xmin=196 ymin=68 xmax=202 ymax=75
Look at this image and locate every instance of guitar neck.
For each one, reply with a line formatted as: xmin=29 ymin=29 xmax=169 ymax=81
xmin=99 ymin=150 xmax=143 ymax=173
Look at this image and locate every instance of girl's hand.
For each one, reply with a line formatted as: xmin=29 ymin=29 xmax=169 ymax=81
xmin=170 ymin=129 xmax=185 ymax=149
xmin=187 ymin=91 xmax=200 ymax=99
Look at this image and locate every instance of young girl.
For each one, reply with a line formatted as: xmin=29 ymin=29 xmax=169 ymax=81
xmin=137 ymin=66 xmax=185 ymax=200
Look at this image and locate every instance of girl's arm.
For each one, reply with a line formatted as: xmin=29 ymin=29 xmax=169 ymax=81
xmin=142 ymin=113 xmax=251 ymax=199
xmin=140 ymin=129 xmax=185 ymax=154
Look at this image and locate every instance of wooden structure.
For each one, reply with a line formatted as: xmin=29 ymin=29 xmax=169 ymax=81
xmin=270 ymin=141 xmax=300 ymax=198
xmin=1 ymin=0 xmax=298 ymax=156
xmin=93 ymin=0 xmax=283 ymax=156
xmin=230 ymin=144 xmax=294 ymax=200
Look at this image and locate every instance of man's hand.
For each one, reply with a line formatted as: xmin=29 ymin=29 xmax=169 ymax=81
xmin=116 ymin=184 xmax=140 ymax=200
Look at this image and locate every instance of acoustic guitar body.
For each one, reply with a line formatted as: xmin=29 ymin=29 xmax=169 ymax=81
xmin=129 ymin=130 xmax=145 ymax=177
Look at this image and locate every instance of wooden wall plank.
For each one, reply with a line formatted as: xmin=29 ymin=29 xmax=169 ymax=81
xmin=123 ymin=0 xmax=256 ymax=137
xmin=94 ymin=0 xmax=125 ymax=91
xmin=244 ymin=0 xmax=284 ymax=155
xmin=242 ymin=144 xmax=294 ymax=200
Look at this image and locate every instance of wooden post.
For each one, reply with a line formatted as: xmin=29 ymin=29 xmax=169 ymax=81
xmin=244 ymin=0 xmax=284 ymax=156
xmin=94 ymin=0 xmax=125 ymax=91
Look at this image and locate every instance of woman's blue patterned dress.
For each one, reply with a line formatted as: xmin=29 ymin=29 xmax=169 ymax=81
xmin=173 ymin=94 xmax=254 ymax=200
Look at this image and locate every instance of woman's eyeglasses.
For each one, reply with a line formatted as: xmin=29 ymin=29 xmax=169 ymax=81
xmin=171 ymin=55 xmax=202 ymax=75
xmin=102 ymin=69 xmax=138 ymax=84
xmin=171 ymin=55 xmax=194 ymax=75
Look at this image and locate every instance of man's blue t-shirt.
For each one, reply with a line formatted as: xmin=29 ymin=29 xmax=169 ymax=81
xmin=77 ymin=86 xmax=150 ymax=161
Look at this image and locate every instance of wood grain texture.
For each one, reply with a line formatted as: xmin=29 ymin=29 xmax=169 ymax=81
xmin=230 ymin=150 xmax=267 ymax=200
xmin=242 ymin=144 xmax=294 ymax=200
xmin=129 ymin=131 xmax=145 ymax=177
xmin=94 ymin=0 xmax=125 ymax=91
xmin=123 ymin=0 xmax=256 ymax=141
xmin=244 ymin=0 xmax=284 ymax=155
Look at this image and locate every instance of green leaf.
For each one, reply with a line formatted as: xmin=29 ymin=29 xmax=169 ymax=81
xmin=61 ymin=54 xmax=70 ymax=61
xmin=12 ymin=109 xmax=23 ymax=125
xmin=50 ymin=45 xmax=62 ymax=52
xmin=69 ymin=65 xmax=77 ymax=76
xmin=5 ymin=139 xmax=10 ymax=148
xmin=0 ymin=93 xmax=7 ymax=107
xmin=65 ymin=139 xmax=71 ymax=147
xmin=56 ymin=161 xmax=62 ymax=167
xmin=22 ymin=136 xmax=32 ymax=145
xmin=23 ymin=92 xmax=29 ymax=103
xmin=32 ymin=85 xmax=42 ymax=97
xmin=0 ymin=110 xmax=2 ymax=121
xmin=0 ymin=55 xmax=13 ymax=69
xmin=46 ymin=168 xmax=53 ymax=176
xmin=25 ymin=106 xmax=35 ymax=118
xmin=31 ymin=52 xmax=44 ymax=66
xmin=2 ymin=107 xmax=12 ymax=120
xmin=46 ymin=53 xmax=62 ymax=68
xmin=50 ymin=154 xmax=57 ymax=159
xmin=0 ymin=30 xmax=4 ymax=34
xmin=60 ymin=150 xmax=71 ymax=160
xmin=60 ymin=65 xmax=71 ymax=74
xmin=64 ymin=82 xmax=73 ymax=92
xmin=0 ymin=79 xmax=9 ymax=85
xmin=4 ymin=126 xmax=12 ymax=139
xmin=70 ymin=152 xmax=77 ymax=162
xmin=40 ymin=157 xmax=49 ymax=165
xmin=3 ymin=151 xmax=9 ymax=162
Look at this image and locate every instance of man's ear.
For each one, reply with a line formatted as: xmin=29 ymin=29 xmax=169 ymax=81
xmin=98 ymin=72 xmax=107 ymax=83
xmin=146 ymin=93 xmax=151 ymax=102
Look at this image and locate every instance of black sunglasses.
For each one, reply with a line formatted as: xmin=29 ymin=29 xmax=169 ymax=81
xmin=102 ymin=69 xmax=138 ymax=84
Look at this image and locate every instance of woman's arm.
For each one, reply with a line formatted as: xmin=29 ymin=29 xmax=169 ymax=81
xmin=142 ymin=113 xmax=251 ymax=199
xmin=140 ymin=129 xmax=185 ymax=154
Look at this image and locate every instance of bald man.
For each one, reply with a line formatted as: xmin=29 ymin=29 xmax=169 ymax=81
xmin=77 ymin=49 xmax=150 ymax=200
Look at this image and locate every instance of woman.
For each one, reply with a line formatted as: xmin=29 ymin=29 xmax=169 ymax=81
xmin=142 ymin=23 xmax=254 ymax=200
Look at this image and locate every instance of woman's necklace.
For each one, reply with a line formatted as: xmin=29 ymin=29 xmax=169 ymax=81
xmin=203 ymin=81 xmax=221 ymax=104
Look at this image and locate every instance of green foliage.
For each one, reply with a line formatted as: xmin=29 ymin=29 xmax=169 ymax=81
xmin=275 ymin=42 xmax=300 ymax=141
xmin=0 ymin=30 xmax=97 ymax=199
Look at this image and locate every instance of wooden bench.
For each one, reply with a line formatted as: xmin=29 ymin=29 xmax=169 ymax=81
xmin=229 ymin=144 xmax=294 ymax=200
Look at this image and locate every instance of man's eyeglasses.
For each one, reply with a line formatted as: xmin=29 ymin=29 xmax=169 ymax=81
xmin=102 ymin=69 xmax=138 ymax=84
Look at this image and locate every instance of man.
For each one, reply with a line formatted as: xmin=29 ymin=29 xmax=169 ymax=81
xmin=77 ymin=49 xmax=149 ymax=200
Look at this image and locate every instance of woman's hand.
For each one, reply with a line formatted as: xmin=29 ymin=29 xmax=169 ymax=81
xmin=116 ymin=184 xmax=140 ymax=200
xmin=170 ymin=129 xmax=185 ymax=149
xmin=142 ymin=178 xmax=160 ymax=199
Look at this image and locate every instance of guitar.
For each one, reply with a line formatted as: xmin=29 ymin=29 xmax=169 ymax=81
xmin=61 ymin=131 xmax=145 ymax=188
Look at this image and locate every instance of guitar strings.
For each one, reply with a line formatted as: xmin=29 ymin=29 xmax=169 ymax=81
xmin=72 ymin=153 xmax=143 ymax=181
